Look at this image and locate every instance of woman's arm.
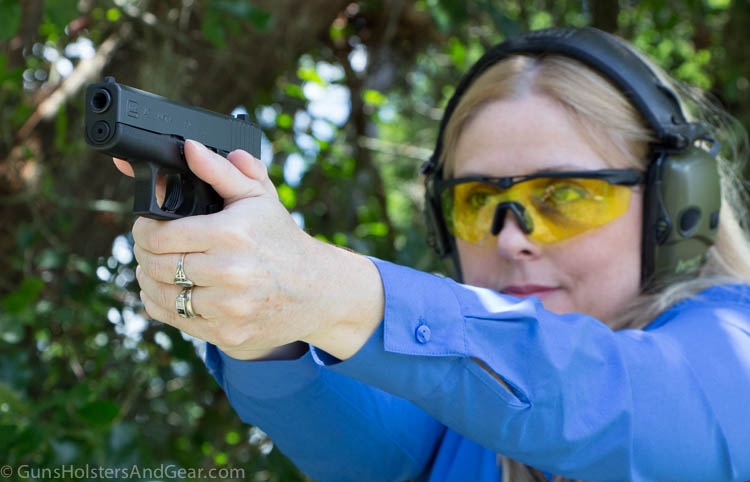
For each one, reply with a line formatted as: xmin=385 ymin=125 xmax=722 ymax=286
xmin=203 ymin=341 xmax=446 ymax=482
xmin=311 ymin=258 xmax=750 ymax=481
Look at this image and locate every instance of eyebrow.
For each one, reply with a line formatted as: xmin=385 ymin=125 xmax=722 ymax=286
xmin=457 ymin=164 xmax=589 ymax=177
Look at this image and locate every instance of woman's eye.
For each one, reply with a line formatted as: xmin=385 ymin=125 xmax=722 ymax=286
xmin=541 ymin=183 xmax=588 ymax=204
xmin=466 ymin=191 xmax=490 ymax=209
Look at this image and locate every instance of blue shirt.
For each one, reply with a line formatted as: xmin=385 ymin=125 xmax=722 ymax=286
xmin=203 ymin=257 xmax=750 ymax=481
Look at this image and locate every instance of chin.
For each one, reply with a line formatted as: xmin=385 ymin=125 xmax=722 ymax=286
xmin=535 ymin=291 xmax=572 ymax=315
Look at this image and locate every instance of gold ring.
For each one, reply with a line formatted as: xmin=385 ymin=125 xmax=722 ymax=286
xmin=174 ymin=253 xmax=194 ymax=287
xmin=176 ymin=287 xmax=195 ymax=318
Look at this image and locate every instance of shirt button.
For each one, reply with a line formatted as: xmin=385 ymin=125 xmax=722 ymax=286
xmin=415 ymin=324 xmax=431 ymax=344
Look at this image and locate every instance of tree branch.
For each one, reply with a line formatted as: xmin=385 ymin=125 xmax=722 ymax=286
xmin=13 ymin=26 xmax=130 ymax=145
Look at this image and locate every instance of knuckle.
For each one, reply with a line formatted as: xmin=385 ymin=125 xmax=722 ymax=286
xmin=142 ymin=258 xmax=161 ymax=280
xmin=223 ymin=263 xmax=249 ymax=288
xmin=158 ymin=287 xmax=174 ymax=309
xmin=142 ymin=298 xmax=160 ymax=322
xmin=222 ymin=224 xmax=249 ymax=246
xmin=145 ymin=231 xmax=162 ymax=253
xmin=258 ymin=161 xmax=269 ymax=177
xmin=222 ymin=300 xmax=251 ymax=320
xmin=142 ymin=231 xmax=161 ymax=253
xmin=214 ymin=325 xmax=252 ymax=348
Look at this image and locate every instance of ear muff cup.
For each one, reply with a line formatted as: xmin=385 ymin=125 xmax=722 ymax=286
xmin=642 ymin=146 xmax=721 ymax=287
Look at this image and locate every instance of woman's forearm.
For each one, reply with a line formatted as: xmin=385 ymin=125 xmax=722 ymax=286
xmin=302 ymin=242 xmax=386 ymax=360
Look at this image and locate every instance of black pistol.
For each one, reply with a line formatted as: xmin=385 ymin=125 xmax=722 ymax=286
xmin=84 ymin=77 xmax=261 ymax=219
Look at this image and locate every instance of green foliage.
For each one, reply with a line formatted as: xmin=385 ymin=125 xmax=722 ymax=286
xmin=202 ymin=0 xmax=272 ymax=48
xmin=0 ymin=0 xmax=21 ymax=41
xmin=1 ymin=0 xmax=749 ymax=479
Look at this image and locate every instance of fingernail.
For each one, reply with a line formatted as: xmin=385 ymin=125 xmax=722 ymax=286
xmin=186 ymin=139 xmax=206 ymax=151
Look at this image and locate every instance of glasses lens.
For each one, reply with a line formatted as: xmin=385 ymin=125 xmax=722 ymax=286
xmin=441 ymin=177 xmax=632 ymax=244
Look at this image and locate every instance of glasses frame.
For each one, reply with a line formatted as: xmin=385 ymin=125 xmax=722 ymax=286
xmin=433 ymin=168 xmax=645 ymax=194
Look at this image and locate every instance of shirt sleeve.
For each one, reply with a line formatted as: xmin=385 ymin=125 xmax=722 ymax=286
xmin=310 ymin=257 xmax=750 ymax=481
xmin=202 ymin=341 xmax=445 ymax=482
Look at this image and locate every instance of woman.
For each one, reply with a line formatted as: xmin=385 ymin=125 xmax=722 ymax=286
xmin=120 ymin=27 xmax=750 ymax=480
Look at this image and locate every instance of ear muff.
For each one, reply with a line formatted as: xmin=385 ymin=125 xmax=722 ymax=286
xmin=422 ymin=27 xmax=721 ymax=290
xmin=424 ymin=176 xmax=450 ymax=257
xmin=642 ymin=144 xmax=721 ymax=288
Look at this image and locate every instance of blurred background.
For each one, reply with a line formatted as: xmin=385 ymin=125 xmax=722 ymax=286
xmin=1 ymin=0 xmax=748 ymax=480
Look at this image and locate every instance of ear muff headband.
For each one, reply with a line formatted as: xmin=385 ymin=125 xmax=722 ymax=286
xmin=423 ymin=27 xmax=720 ymax=290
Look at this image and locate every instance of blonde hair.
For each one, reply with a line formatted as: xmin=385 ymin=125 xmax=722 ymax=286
xmin=439 ymin=53 xmax=750 ymax=481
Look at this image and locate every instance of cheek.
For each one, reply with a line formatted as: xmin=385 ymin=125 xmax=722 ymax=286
xmin=555 ymin=196 xmax=643 ymax=319
xmin=455 ymin=239 xmax=503 ymax=284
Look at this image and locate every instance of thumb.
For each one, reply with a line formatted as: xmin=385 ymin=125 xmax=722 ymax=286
xmin=184 ymin=139 xmax=267 ymax=204
xmin=226 ymin=148 xmax=279 ymax=201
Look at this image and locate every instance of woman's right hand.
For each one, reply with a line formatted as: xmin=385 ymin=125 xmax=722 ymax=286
xmin=112 ymin=155 xmax=309 ymax=362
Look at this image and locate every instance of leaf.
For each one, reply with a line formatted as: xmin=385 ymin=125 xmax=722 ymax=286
xmin=0 ymin=424 xmax=18 ymax=449
xmin=225 ymin=431 xmax=240 ymax=445
xmin=2 ymin=277 xmax=44 ymax=314
xmin=0 ymin=383 xmax=26 ymax=416
xmin=10 ymin=103 xmax=33 ymax=128
xmin=284 ymin=83 xmax=305 ymax=99
xmin=277 ymin=184 xmax=297 ymax=209
xmin=43 ymin=0 xmax=79 ymax=32
xmin=479 ymin=1 xmax=522 ymax=39
xmin=213 ymin=1 xmax=273 ymax=31
xmin=529 ymin=11 xmax=553 ymax=30
xmin=277 ymin=113 xmax=293 ymax=128
xmin=297 ymin=66 xmax=325 ymax=86
xmin=10 ymin=425 xmax=44 ymax=457
xmin=354 ymin=222 xmax=389 ymax=237
xmin=201 ymin=7 xmax=227 ymax=48
xmin=448 ymin=37 xmax=466 ymax=67
xmin=246 ymin=5 xmax=273 ymax=31
xmin=705 ymin=0 xmax=731 ymax=9
xmin=363 ymin=89 xmax=387 ymax=107
xmin=0 ymin=0 xmax=21 ymax=41
xmin=106 ymin=7 xmax=121 ymax=22
xmin=332 ymin=232 xmax=348 ymax=246
xmin=79 ymin=400 xmax=120 ymax=426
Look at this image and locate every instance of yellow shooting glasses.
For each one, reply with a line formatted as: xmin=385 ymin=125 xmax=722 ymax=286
xmin=438 ymin=169 xmax=645 ymax=245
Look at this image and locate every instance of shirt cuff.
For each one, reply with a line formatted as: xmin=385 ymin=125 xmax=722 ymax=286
xmin=206 ymin=342 xmax=323 ymax=400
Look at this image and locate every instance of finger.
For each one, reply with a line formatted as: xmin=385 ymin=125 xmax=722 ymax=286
xmin=134 ymin=244 xmax=215 ymax=286
xmin=132 ymin=215 xmax=215 ymax=254
xmin=226 ymin=149 xmax=279 ymax=201
xmin=184 ymin=140 xmax=268 ymax=204
xmin=136 ymin=265 xmax=207 ymax=319
xmin=113 ymin=158 xmax=134 ymax=177
xmin=139 ymin=289 xmax=211 ymax=342
xmin=114 ymin=157 xmax=167 ymax=205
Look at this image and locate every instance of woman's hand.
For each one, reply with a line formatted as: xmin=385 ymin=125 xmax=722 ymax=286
xmin=128 ymin=140 xmax=384 ymax=361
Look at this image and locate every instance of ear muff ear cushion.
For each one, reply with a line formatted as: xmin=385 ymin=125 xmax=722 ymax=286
xmin=642 ymin=147 xmax=721 ymax=288
xmin=424 ymin=188 xmax=451 ymax=257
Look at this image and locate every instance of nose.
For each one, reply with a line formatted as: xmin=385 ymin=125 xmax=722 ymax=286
xmin=494 ymin=206 xmax=542 ymax=260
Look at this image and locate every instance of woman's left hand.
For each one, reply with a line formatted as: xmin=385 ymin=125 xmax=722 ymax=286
xmin=133 ymin=140 xmax=383 ymax=360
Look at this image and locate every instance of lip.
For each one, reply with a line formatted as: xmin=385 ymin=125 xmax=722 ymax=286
xmin=501 ymin=285 xmax=559 ymax=298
